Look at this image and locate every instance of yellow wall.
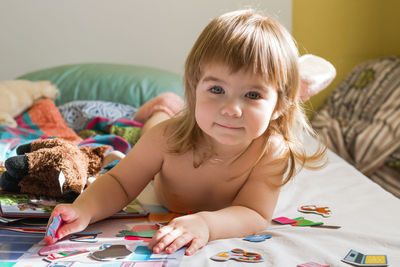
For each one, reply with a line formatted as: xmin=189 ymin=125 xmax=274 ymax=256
xmin=293 ymin=0 xmax=400 ymax=117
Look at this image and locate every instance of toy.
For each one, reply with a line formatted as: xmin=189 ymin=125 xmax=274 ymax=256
xmin=90 ymin=244 xmax=132 ymax=261
xmin=291 ymin=217 xmax=323 ymax=226
xmin=0 ymin=138 xmax=111 ymax=199
xmin=272 ymin=216 xmax=297 ymax=224
xmin=45 ymin=215 xmax=63 ymax=245
xmin=0 ymin=80 xmax=59 ymax=127
xmin=117 ymin=230 xmax=157 ymax=238
xmin=298 ymin=205 xmax=332 ymax=217
xmin=243 ymin=234 xmax=272 ymax=242
xmin=70 ymin=231 xmax=101 ymax=243
xmin=44 ymin=250 xmax=89 ymax=262
xmin=342 ymin=249 xmax=388 ymax=266
xmin=211 ymin=248 xmax=264 ymax=263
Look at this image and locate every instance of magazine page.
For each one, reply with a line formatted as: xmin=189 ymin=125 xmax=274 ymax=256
xmin=0 ymin=191 xmax=148 ymax=219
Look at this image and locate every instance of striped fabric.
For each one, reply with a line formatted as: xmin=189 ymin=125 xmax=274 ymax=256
xmin=312 ymin=57 xmax=400 ymax=197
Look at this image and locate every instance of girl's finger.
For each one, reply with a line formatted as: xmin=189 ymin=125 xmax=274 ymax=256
xmin=49 ymin=204 xmax=66 ymax=217
xmin=56 ymin=218 xmax=86 ymax=239
xmin=51 ymin=204 xmax=77 ymax=222
xmin=148 ymin=225 xmax=174 ymax=249
xmin=185 ymin=237 xmax=204 ymax=256
xmin=165 ymin=233 xmax=192 ymax=254
xmin=152 ymin=229 xmax=182 ymax=253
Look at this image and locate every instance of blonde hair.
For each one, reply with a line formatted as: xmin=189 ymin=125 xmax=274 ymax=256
xmin=165 ymin=9 xmax=326 ymax=184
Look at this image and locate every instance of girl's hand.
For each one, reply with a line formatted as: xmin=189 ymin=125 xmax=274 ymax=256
xmin=148 ymin=213 xmax=210 ymax=256
xmin=49 ymin=203 xmax=91 ymax=240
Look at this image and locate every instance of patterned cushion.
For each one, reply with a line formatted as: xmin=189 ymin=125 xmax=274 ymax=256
xmin=312 ymin=56 xmax=400 ymax=197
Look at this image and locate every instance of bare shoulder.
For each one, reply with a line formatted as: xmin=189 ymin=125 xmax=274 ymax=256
xmin=262 ymin=133 xmax=288 ymax=163
xmin=122 ymin=120 xmax=171 ymax=163
xmin=232 ymin=133 xmax=288 ymax=220
xmin=247 ymin=133 xmax=289 ymax=184
xmin=140 ymin=120 xmax=170 ymax=147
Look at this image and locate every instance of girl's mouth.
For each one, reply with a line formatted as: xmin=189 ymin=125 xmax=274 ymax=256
xmin=216 ymin=123 xmax=241 ymax=130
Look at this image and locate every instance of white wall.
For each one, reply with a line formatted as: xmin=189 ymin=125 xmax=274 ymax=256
xmin=0 ymin=0 xmax=291 ymax=80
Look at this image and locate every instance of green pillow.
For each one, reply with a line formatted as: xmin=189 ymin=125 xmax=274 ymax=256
xmin=18 ymin=63 xmax=184 ymax=108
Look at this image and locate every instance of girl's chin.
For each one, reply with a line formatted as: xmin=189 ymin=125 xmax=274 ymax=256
xmin=209 ymin=135 xmax=250 ymax=147
xmin=200 ymin=127 xmax=249 ymax=146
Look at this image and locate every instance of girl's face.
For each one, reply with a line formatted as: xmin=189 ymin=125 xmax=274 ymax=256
xmin=195 ymin=63 xmax=279 ymax=148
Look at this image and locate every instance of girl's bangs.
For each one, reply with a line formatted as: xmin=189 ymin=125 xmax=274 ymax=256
xmin=202 ymin=31 xmax=267 ymax=75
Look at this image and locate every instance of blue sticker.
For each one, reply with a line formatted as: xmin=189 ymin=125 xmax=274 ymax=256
xmin=243 ymin=234 xmax=272 ymax=242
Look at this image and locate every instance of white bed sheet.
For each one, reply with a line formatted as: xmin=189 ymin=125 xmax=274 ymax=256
xmin=167 ymin=136 xmax=400 ymax=266
xmin=14 ymin=137 xmax=399 ymax=266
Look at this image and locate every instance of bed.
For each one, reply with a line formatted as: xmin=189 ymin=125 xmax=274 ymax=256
xmin=1 ymin=63 xmax=399 ymax=266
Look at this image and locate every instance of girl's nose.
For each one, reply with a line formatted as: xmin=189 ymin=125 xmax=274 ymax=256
xmin=220 ymin=99 xmax=242 ymax=117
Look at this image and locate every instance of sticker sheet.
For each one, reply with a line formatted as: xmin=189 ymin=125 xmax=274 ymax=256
xmin=11 ymin=219 xmax=185 ymax=267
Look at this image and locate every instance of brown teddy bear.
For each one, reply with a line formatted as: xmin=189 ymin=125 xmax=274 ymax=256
xmin=0 ymin=138 xmax=109 ymax=199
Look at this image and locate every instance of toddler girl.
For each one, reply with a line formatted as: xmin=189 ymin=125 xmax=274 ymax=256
xmin=50 ymin=9 xmax=331 ymax=256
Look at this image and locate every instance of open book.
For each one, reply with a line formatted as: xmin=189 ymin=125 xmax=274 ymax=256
xmin=0 ymin=191 xmax=148 ymax=219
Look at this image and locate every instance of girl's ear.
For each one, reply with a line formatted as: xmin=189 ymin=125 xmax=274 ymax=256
xmin=298 ymin=54 xmax=336 ymax=101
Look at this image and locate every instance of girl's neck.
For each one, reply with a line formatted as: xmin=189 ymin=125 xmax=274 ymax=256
xmin=193 ymin=134 xmax=253 ymax=167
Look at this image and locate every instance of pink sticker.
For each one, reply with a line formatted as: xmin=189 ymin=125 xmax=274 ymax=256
xmin=272 ymin=217 xmax=297 ymax=224
xmin=124 ymin=236 xmax=152 ymax=242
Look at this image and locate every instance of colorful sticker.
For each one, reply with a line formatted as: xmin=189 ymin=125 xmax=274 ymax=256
xmin=272 ymin=217 xmax=297 ymax=224
xmin=243 ymin=234 xmax=272 ymax=242
xmin=117 ymin=230 xmax=157 ymax=238
xmin=211 ymin=248 xmax=264 ymax=263
xmin=342 ymin=249 xmax=388 ymax=266
xmin=291 ymin=217 xmax=323 ymax=227
xmin=43 ymin=250 xmax=89 ymax=262
xmin=90 ymin=244 xmax=132 ymax=261
xmin=70 ymin=231 xmax=100 ymax=243
xmin=298 ymin=205 xmax=332 ymax=217
xmin=124 ymin=236 xmax=152 ymax=242
xmin=129 ymin=246 xmax=184 ymax=261
xmin=44 ymin=215 xmax=63 ymax=245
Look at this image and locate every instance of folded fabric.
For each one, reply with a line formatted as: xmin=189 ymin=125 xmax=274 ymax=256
xmin=58 ymin=100 xmax=138 ymax=132
xmin=78 ymin=117 xmax=143 ymax=154
xmin=0 ymin=99 xmax=82 ymax=161
xmin=16 ymin=99 xmax=82 ymax=143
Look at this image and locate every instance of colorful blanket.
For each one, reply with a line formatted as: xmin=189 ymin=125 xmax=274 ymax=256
xmin=0 ymin=99 xmax=142 ymax=162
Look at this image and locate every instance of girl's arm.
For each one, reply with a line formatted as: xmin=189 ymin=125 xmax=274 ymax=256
xmin=202 ymin=135 xmax=287 ymax=240
xmin=53 ymin=122 xmax=166 ymax=238
xmin=149 ymin=135 xmax=287 ymax=255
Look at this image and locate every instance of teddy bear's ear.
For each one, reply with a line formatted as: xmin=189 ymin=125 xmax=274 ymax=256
xmin=16 ymin=143 xmax=32 ymax=155
xmin=84 ymin=146 xmax=109 ymax=176
xmin=92 ymin=146 xmax=109 ymax=157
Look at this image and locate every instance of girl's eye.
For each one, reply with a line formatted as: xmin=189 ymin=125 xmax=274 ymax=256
xmin=245 ymin=91 xmax=261 ymax=99
xmin=210 ymin=86 xmax=224 ymax=94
